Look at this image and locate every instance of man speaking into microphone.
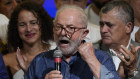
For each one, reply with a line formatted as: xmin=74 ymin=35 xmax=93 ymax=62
xmin=25 ymin=5 xmax=120 ymax=79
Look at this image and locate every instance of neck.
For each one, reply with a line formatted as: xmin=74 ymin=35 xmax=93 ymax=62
xmin=21 ymin=41 xmax=46 ymax=56
xmin=62 ymin=50 xmax=78 ymax=63
xmin=108 ymin=37 xmax=130 ymax=54
xmin=134 ymin=18 xmax=140 ymax=27
xmin=63 ymin=55 xmax=72 ymax=63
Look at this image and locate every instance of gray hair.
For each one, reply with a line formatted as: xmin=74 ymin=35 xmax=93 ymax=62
xmin=100 ymin=0 xmax=134 ymax=26
xmin=54 ymin=5 xmax=88 ymax=28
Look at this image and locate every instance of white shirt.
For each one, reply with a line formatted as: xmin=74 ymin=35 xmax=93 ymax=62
xmin=131 ymin=26 xmax=140 ymax=41
xmin=85 ymin=22 xmax=101 ymax=43
xmin=109 ymin=39 xmax=131 ymax=70
xmin=85 ymin=4 xmax=100 ymax=26
xmin=0 ymin=14 xmax=9 ymax=42
xmin=13 ymin=69 xmax=24 ymax=79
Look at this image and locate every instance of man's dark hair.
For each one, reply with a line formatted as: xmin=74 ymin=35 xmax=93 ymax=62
xmin=100 ymin=0 xmax=134 ymax=26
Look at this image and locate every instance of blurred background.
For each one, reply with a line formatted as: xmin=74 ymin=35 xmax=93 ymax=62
xmin=43 ymin=0 xmax=91 ymax=18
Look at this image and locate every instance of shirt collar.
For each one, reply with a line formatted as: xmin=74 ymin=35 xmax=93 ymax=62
xmin=109 ymin=38 xmax=131 ymax=56
xmin=62 ymin=51 xmax=80 ymax=65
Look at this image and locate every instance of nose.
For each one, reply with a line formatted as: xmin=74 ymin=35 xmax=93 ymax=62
xmin=26 ymin=24 xmax=32 ymax=32
xmin=60 ymin=28 xmax=67 ymax=36
xmin=100 ymin=25 xmax=108 ymax=33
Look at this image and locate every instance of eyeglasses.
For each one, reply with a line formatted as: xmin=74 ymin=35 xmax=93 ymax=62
xmin=54 ymin=24 xmax=86 ymax=38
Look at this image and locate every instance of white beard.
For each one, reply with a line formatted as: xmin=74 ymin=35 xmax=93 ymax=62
xmin=56 ymin=32 xmax=83 ymax=55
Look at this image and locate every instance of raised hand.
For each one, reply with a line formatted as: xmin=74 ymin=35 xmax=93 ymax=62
xmin=78 ymin=42 xmax=101 ymax=79
xmin=117 ymin=44 xmax=137 ymax=77
xmin=16 ymin=47 xmax=28 ymax=72
xmin=78 ymin=43 xmax=96 ymax=62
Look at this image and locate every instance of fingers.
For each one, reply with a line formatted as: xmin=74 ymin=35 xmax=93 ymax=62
xmin=16 ymin=47 xmax=27 ymax=72
xmin=118 ymin=44 xmax=137 ymax=66
xmin=16 ymin=47 xmax=23 ymax=63
xmin=130 ymin=44 xmax=136 ymax=55
xmin=78 ymin=42 xmax=97 ymax=64
xmin=45 ymin=70 xmax=63 ymax=79
xmin=120 ymin=45 xmax=131 ymax=57
xmin=117 ymin=54 xmax=128 ymax=65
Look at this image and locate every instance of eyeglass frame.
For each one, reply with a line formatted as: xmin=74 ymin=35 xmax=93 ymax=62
xmin=54 ymin=23 xmax=87 ymax=38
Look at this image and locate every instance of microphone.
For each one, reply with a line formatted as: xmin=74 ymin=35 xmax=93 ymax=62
xmin=53 ymin=50 xmax=62 ymax=71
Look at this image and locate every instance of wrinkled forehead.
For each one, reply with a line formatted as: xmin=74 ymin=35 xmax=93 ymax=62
xmin=56 ymin=9 xmax=81 ymax=25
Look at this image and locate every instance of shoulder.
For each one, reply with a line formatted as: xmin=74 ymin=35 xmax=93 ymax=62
xmin=95 ymin=49 xmax=110 ymax=57
xmin=36 ymin=49 xmax=55 ymax=58
xmin=94 ymin=49 xmax=112 ymax=62
xmin=26 ymin=49 xmax=56 ymax=78
xmin=31 ymin=49 xmax=55 ymax=63
xmin=3 ymin=52 xmax=16 ymax=66
xmin=0 ymin=53 xmax=5 ymax=64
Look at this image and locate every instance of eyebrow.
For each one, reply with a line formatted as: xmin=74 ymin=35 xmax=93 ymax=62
xmin=56 ymin=23 xmax=74 ymax=27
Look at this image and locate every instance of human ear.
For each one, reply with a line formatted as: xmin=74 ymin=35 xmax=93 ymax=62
xmin=125 ymin=22 xmax=133 ymax=33
xmin=81 ymin=29 xmax=89 ymax=40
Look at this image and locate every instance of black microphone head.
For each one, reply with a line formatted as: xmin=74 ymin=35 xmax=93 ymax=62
xmin=53 ymin=50 xmax=62 ymax=58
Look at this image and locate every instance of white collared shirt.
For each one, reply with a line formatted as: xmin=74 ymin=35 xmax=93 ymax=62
xmin=131 ymin=26 xmax=140 ymax=41
xmin=109 ymin=39 xmax=131 ymax=70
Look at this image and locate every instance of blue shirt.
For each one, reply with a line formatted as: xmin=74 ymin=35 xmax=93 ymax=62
xmin=0 ymin=53 xmax=8 ymax=79
xmin=25 ymin=49 xmax=120 ymax=79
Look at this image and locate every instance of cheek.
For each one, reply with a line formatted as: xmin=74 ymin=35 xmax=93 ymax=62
xmin=18 ymin=28 xmax=25 ymax=37
xmin=18 ymin=27 xmax=23 ymax=33
xmin=0 ymin=6 xmax=8 ymax=13
xmin=111 ymin=28 xmax=123 ymax=39
xmin=53 ymin=31 xmax=59 ymax=40
xmin=71 ymin=33 xmax=81 ymax=42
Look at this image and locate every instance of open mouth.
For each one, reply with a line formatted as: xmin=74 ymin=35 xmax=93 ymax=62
xmin=60 ymin=40 xmax=69 ymax=44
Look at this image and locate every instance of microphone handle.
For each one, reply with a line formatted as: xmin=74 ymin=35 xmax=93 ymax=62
xmin=55 ymin=62 xmax=61 ymax=71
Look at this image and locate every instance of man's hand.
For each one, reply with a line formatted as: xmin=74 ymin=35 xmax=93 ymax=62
xmin=78 ymin=43 xmax=101 ymax=79
xmin=44 ymin=70 xmax=63 ymax=79
xmin=118 ymin=62 xmax=125 ymax=79
xmin=117 ymin=44 xmax=137 ymax=77
xmin=78 ymin=43 xmax=96 ymax=62
xmin=16 ymin=47 xmax=28 ymax=72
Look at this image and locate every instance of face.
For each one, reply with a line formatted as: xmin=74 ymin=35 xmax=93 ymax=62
xmin=54 ymin=0 xmax=88 ymax=9
xmin=18 ymin=10 xmax=41 ymax=45
xmin=129 ymin=0 xmax=140 ymax=24
xmin=0 ymin=0 xmax=22 ymax=18
xmin=100 ymin=9 xmax=128 ymax=45
xmin=54 ymin=9 xmax=88 ymax=55
xmin=91 ymin=0 xmax=111 ymax=9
